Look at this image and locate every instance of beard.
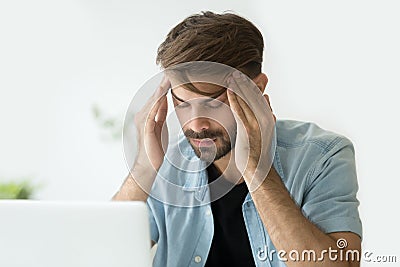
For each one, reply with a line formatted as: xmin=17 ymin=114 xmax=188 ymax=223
xmin=184 ymin=126 xmax=237 ymax=162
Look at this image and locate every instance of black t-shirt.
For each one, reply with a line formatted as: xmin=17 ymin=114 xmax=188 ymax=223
xmin=205 ymin=164 xmax=256 ymax=267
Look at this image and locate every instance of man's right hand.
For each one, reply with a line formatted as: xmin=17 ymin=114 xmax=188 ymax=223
xmin=113 ymin=77 xmax=170 ymax=201
xmin=133 ymin=76 xmax=170 ymax=177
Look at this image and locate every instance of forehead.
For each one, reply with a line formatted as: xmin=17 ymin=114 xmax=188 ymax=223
xmin=172 ymin=82 xmax=226 ymax=100
xmin=167 ymin=67 xmax=229 ymax=99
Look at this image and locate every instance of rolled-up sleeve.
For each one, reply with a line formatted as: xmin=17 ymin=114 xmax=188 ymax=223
xmin=301 ymin=137 xmax=363 ymax=239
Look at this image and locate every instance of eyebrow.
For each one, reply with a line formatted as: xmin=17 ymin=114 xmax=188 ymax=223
xmin=171 ymin=88 xmax=226 ymax=103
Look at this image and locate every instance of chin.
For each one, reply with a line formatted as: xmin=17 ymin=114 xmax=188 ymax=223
xmin=194 ymin=147 xmax=232 ymax=163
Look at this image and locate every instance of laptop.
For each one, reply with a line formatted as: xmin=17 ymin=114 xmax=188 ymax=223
xmin=0 ymin=200 xmax=152 ymax=267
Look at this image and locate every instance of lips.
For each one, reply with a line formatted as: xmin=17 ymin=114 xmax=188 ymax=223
xmin=191 ymin=138 xmax=217 ymax=147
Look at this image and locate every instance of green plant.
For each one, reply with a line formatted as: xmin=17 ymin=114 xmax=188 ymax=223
xmin=0 ymin=181 xmax=36 ymax=199
xmin=92 ymin=104 xmax=123 ymax=141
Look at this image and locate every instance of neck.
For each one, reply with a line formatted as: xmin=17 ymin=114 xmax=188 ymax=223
xmin=213 ymin=150 xmax=244 ymax=184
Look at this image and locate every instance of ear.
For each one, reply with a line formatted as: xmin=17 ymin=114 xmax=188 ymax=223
xmin=252 ymin=73 xmax=268 ymax=93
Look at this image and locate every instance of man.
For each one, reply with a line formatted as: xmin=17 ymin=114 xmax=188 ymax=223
xmin=113 ymin=11 xmax=362 ymax=267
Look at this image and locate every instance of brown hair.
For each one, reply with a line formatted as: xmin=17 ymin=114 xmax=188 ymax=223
xmin=156 ymin=11 xmax=264 ymax=79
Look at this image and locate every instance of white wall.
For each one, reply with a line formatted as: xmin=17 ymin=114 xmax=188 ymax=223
xmin=1 ymin=0 xmax=399 ymax=264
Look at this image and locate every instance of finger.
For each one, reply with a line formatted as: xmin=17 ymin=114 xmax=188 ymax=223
xmin=235 ymin=90 xmax=256 ymax=123
xmin=230 ymin=71 xmax=252 ymax=98
xmin=231 ymin=71 xmax=272 ymax=125
xmin=231 ymin=70 xmax=269 ymax=111
xmin=155 ymin=96 xmax=168 ymax=123
xmin=154 ymin=96 xmax=168 ymax=150
xmin=143 ymin=76 xmax=171 ymax=112
xmin=263 ymin=94 xmax=272 ymax=112
xmin=154 ymin=75 xmax=171 ymax=99
xmin=227 ymin=88 xmax=248 ymax=124
xmin=146 ymin=96 xmax=166 ymax=134
xmin=228 ymin=73 xmax=256 ymax=123
xmin=263 ymin=94 xmax=276 ymax=122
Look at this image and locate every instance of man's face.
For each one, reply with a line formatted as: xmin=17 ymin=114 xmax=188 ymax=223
xmin=171 ymin=82 xmax=237 ymax=162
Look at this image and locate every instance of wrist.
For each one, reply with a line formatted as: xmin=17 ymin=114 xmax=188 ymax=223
xmin=243 ymin=165 xmax=273 ymax=191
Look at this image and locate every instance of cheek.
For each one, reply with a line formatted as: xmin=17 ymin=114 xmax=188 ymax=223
xmin=217 ymin=109 xmax=236 ymax=129
xmin=172 ymin=103 xmax=187 ymax=123
xmin=212 ymin=117 xmax=236 ymax=136
xmin=220 ymin=114 xmax=237 ymax=139
xmin=174 ymin=110 xmax=191 ymax=130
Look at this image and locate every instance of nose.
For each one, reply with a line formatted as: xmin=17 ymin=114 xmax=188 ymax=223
xmin=188 ymin=117 xmax=210 ymax=133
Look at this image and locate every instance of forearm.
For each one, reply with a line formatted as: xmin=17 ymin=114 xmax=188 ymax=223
xmin=250 ymin=168 xmax=351 ymax=267
xmin=112 ymin=171 xmax=153 ymax=202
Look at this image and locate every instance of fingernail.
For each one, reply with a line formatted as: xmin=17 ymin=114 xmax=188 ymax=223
xmin=233 ymin=71 xmax=241 ymax=78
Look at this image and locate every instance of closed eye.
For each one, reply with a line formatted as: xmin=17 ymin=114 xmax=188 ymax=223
xmin=175 ymin=101 xmax=191 ymax=109
xmin=171 ymin=89 xmax=227 ymax=109
xmin=205 ymin=99 xmax=224 ymax=109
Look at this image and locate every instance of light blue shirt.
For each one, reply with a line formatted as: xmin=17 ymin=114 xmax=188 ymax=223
xmin=146 ymin=120 xmax=362 ymax=267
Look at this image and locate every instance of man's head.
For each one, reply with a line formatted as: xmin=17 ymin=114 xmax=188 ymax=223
xmin=157 ymin=11 xmax=268 ymax=162
xmin=157 ymin=11 xmax=264 ymax=79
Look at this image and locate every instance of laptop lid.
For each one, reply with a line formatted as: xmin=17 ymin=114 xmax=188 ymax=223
xmin=0 ymin=200 xmax=151 ymax=267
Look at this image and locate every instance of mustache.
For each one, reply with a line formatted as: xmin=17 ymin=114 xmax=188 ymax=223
xmin=184 ymin=129 xmax=224 ymax=139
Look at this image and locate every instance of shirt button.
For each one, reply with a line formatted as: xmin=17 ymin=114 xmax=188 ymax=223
xmin=194 ymin=255 xmax=202 ymax=263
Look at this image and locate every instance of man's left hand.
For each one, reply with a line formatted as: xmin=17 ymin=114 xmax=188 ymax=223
xmin=226 ymin=70 xmax=276 ymax=191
